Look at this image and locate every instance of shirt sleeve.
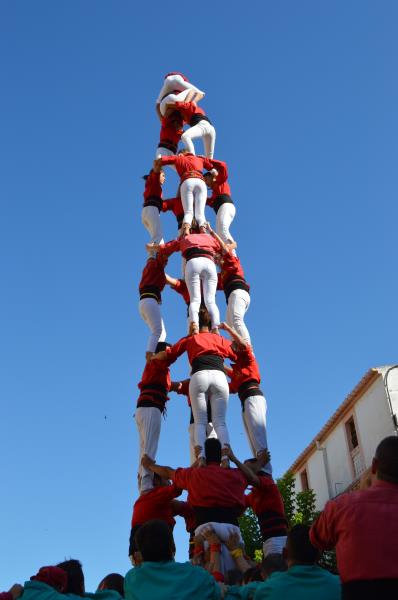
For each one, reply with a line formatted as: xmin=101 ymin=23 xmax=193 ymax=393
xmin=211 ymin=159 xmax=228 ymax=184
xmin=309 ymin=499 xmax=338 ymax=550
xmin=173 ymin=467 xmax=191 ymax=490
xmin=166 ymin=336 xmax=188 ymax=362
xmin=158 ymin=239 xmax=180 ymax=259
xmin=160 ymin=155 xmax=177 ymax=166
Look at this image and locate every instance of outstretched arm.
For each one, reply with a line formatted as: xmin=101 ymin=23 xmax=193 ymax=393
xmin=224 ymin=447 xmax=260 ymax=487
xmin=141 ymin=454 xmax=175 ymax=480
xmin=165 ymin=273 xmax=179 ymax=287
xmin=206 ymin=223 xmax=237 ymax=254
xmin=219 ymin=322 xmax=248 ymax=350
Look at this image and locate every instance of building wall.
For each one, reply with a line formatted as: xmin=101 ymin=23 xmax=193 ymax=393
xmin=293 ymin=370 xmax=398 ymax=511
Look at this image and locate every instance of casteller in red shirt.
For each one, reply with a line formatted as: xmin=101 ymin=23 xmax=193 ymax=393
xmin=160 ymin=154 xmax=213 ymax=183
xmin=162 ymin=196 xmax=184 ymax=230
xmin=143 ymin=170 xmax=163 ymax=211
xmin=166 ymin=331 xmax=236 ymax=366
xmin=136 ymin=355 xmax=175 ymax=412
xmin=158 ymin=114 xmax=183 ymax=154
xmin=245 ymin=475 xmax=288 ymax=542
xmin=139 ymin=256 xmax=167 ymax=304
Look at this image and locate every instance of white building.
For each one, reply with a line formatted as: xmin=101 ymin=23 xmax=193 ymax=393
xmin=289 ymin=365 xmax=398 ymax=511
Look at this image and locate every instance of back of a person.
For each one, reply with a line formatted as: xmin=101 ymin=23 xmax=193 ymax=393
xmin=124 ymin=561 xmax=218 ymax=600
xmin=181 ymin=463 xmax=246 ymax=509
xmin=254 ymin=565 xmax=340 ymax=600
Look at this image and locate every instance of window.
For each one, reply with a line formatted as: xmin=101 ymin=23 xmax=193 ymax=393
xmin=345 ymin=416 xmax=364 ymax=478
xmin=300 ymin=469 xmax=309 ymax=491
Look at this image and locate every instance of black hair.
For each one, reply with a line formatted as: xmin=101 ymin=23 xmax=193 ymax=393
xmin=375 ymin=436 xmax=398 ymax=484
xmin=155 ymin=341 xmax=171 ymax=353
xmin=224 ymin=569 xmax=243 ymax=585
xmin=198 ymin=305 xmax=211 ymax=329
xmin=243 ymin=565 xmax=263 ymax=584
xmin=57 ymin=559 xmax=85 ymax=595
xmin=205 ymin=438 xmax=222 ymax=463
xmin=97 ymin=574 xmax=125 ymax=597
xmin=261 ymin=553 xmax=287 ymax=579
xmin=134 ymin=519 xmax=175 ymax=562
xmin=287 ymin=525 xmax=319 ymax=564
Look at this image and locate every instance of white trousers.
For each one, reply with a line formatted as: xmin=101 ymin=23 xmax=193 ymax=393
xmin=226 ymin=289 xmax=251 ymax=345
xmin=188 ymin=421 xmax=216 ymax=465
xmin=141 ymin=206 xmax=164 ymax=253
xmin=135 ymin=406 xmax=162 ymax=492
xmin=185 ymin=257 xmax=220 ymax=328
xmin=263 ymin=536 xmax=287 ymax=557
xmin=157 ymin=74 xmax=203 ymax=104
xmin=159 ymin=89 xmax=190 ymax=117
xmin=189 ymin=370 xmax=230 ymax=455
xmin=139 ymin=297 xmax=166 ymax=353
xmin=181 ymin=120 xmax=216 ymax=158
xmin=216 ymin=203 xmax=236 ymax=245
xmin=242 ymin=394 xmax=272 ymax=475
xmin=154 ymin=146 xmax=177 ymax=171
xmin=195 ymin=522 xmax=242 ymax=574
xmin=180 ymin=178 xmax=207 ymax=227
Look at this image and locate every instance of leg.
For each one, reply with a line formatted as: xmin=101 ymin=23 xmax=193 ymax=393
xmin=135 ymin=406 xmax=162 ymax=492
xmin=159 ymin=88 xmax=190 ymax=117
xmin=139 ymin=298 xmax=166 ymax=353
xmin=201 ymin=259 xmax=220 ymax=329
xmin=243 ymin=394 xmax=272 ymax=475
xmin=180 ymin=179 xmax=194 ymax=226
xmin=216 ymin=203 xmax=236 ymax=245
xmin=208 ymin=371 xmax=230 ymax=448
xmin=155 ymin=146 xmax=176 ymax=171
xmin=157 ymin=74 xmax=204 ymax=104
xmin=189 ymin=371 xmax=210 ymax=458
xmin=141 ymin=206 xmax=164 ymax=247
xmin=193 ymin=179 xmax=208 ymax=228
xmin=181 ymin=122 xmax=207 ymax=156
xmin=202 ymin=122 xmax=216 ymax=158
xmin=188 ymin=421 xmax=196 ymax=465
xmin=226 ymin=289 xmax=251 ymax=345
xmin=185 ymin=258 xmax=203 ymax=327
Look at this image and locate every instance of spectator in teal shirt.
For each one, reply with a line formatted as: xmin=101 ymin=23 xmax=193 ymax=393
xmin=253 ymin=525 xmax=340 ymax=600
xmin=124 ymin=519 xmax=221 ymax=600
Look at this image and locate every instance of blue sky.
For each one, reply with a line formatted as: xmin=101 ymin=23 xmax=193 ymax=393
xmin=1 ymin=0 xmax=397 ymax=591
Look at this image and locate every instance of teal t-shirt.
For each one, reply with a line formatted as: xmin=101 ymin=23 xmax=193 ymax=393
xmin=124 ymin=560 xmax=221 ymax=600
xmin=253 ymin=565 xmax=341 ymax=600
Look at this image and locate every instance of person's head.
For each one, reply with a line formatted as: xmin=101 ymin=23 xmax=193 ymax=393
xmin=134 ymin=519 xmax=175 ymax=562
xmin=261 ymin=553 xmax=287 ymax=579
xmin=203 ymin=171 xmax=216 ymax=189
xmin=372 ymin=436 xmax=398 ymax=484
xmin=30 ymin=567 xmax=68 ymax=592
xmin=167 ymin=110 xmax=183 ymax=130
xmin=243 ymin=457 xmax=267 ymax=476
xmin=205 ymin=438 xmax=222 ymax=464
xmin=155 ymin=341 xmax=171 ymax=353
xmin=224 ymin=569 xmax=243 ymax=585
xmin=189 ymin=218 xmax=200 ymax=233
xmin=57 ymin=559 xmax=85 ymax=595
xmin=243 ymin=565 xmax=263 ymax=584
xmin=178 ymin=148 xmax=190 ymax=155
xmin=284 ymin=525 xmax=319 ymax=567
xmin=198 ymin=306 xmax=211 ymax=330
xmin=97 ymin=574 xmax=124 ymax=597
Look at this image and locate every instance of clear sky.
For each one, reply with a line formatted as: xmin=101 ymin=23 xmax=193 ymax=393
xmin=1 ymin=0 xmax=397 ymax=591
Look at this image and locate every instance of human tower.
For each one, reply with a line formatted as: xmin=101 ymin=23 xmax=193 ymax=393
xmin=135 ymin=71 xmax=271 ymax=505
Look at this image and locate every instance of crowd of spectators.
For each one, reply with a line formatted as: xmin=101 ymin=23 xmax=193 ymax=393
xmin=2 ymin=435 xmax=397 ymax=599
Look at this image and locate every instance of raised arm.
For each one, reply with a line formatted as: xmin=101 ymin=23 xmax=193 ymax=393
xmin=206 ymin=223 xmax=237 ymax=254
xmin=141 ymin=454 xmax=176 ymax=480
xmin=224 ymin=447 xmax=260 ymax=487
xmin=165 ymin=273 xmax=179 ymax=287
xmin=219 ymin=322 xmax=248 ymax=350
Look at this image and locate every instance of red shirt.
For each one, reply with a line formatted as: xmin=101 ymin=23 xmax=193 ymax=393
xmin=206 ymin=159 xmax=231 ymax=207
xmin=171 ymin=278 xmax=190 ymax=305
xmin=162 ymin=197 xmax=184 ymax=226
xmin=159 ymin=117 xmax=183 ymax=149
xmin=143 ymin=170 xmax=162 ymax=202
xmin=245 ymin=476 xmax=287 ymax=542
xmin=131 ymin=484 xmax=182 ymax=527
xmin=166 ymin=332 xmax=236 ymax=365
xmin=173 ymin=463 xmax=247 ymax=509
xmin=161 ymin=154 xmax=213 ymax=182
xmin=159 ymin=233 xmax=222 ymax=262
xmin=310 ymin=480 xmax=398 ymax=583
xmin=137 ymin=357 xmax=174 ymax=408
xmin=218 ymin=253 xmax=247 ymax=290
xmin=139 ymin=257 xmax=166 ymax=299
xmin=172 ymin=499 xmax=197 ymax=532
xmin=174 ymin=101 xmax=206 ymax=125
xmin=229 ymin=346 xmax=261 ymax=394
